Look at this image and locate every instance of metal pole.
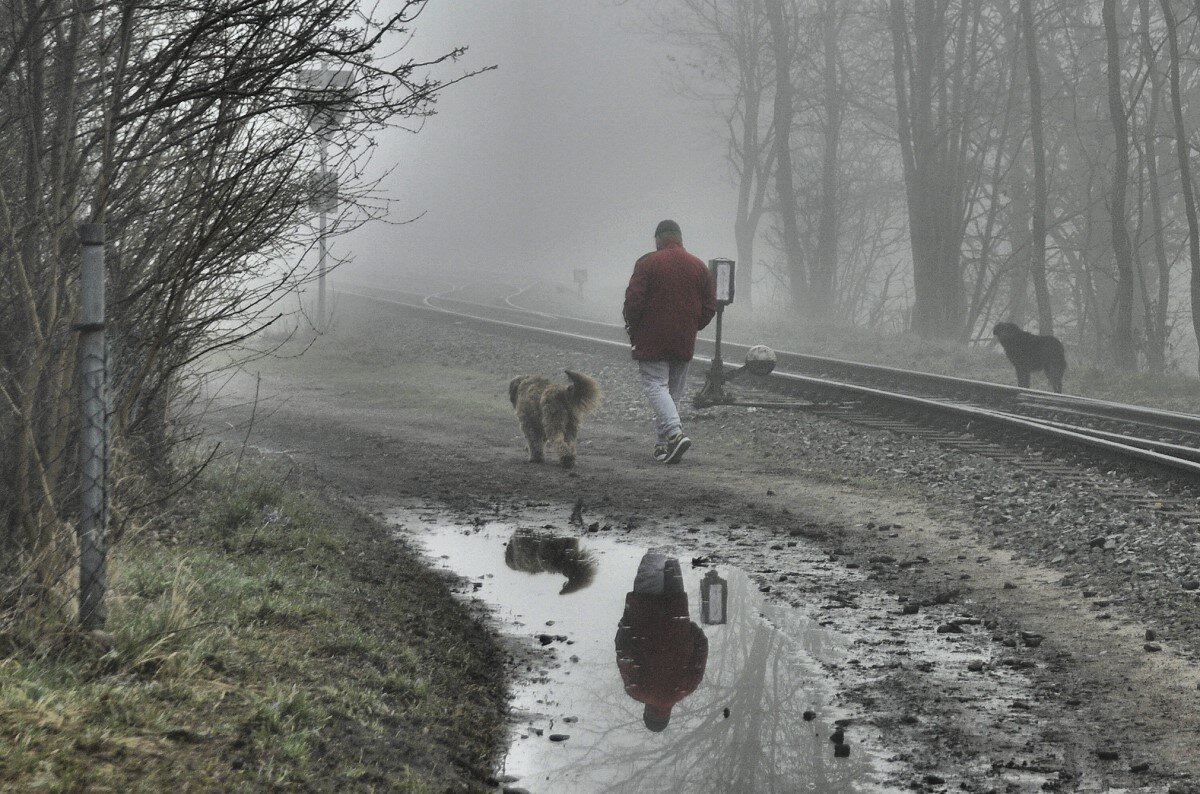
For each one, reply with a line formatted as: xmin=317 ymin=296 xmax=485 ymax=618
xmin=78 ymin=223 xmax=108 ymax=631
xmin=713 ymin=305 xmax=724 ymax=372
xmin=317 ymin=138 xmax=328 ymax=331
xmin=694 ymin=305 xmax=728 ymax=407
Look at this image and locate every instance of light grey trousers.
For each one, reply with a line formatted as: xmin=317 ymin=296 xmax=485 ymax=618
xmin=637 ymin=359 xmax=691 ymax=443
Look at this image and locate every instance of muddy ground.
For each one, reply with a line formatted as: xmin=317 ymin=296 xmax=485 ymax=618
xmin=216 ymin=295 xmax=1200 ymax=792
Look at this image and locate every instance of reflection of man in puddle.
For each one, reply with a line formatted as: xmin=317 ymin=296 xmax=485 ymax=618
xmin=615 ymin=550 xmax=708 ymax=732
xmin=505 ymin=530 xmax=597 ymax=594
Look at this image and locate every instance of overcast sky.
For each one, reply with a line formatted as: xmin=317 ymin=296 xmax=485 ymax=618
xmin=339 ymin=0 xmax=735 ymax=290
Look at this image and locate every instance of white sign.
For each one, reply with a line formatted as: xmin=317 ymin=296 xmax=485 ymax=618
xmin=709 ymin=258 xmax=735 ymax=305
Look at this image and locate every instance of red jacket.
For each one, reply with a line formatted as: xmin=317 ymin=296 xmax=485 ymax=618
xmin=614 ymin=592 xmax=708 ymax=712
xmin=623 ymin=242 xmax=717 ymax=361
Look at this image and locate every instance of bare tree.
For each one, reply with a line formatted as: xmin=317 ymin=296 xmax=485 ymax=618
xmin=659 ymin=0 xmax=1200 ymax=371
xmin=657 ymin=0 xmax=776 ymax=309
xmin=766 ymin=0 xmax=806 ymax=310
xmin=1102 ymin=0 xmax=1138 ymax=369
xmin=1134 ymin=0 xmax=1171 ymax=372
xmin=1160 ymin=0 xmax=1200 ymax=374
xmin=888 ymin=0 xmax=985 ymax=340
xmin=0 ymin=0 xmax=483 ymax=629
xmin=809 ymin=0 xmax=845 ymax=323
xmin=1021 ymin=0 xmax=1052 ymax=333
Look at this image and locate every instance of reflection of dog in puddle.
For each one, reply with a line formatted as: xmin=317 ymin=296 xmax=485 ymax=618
xmin=505 ymin=530 xmax=597 ymax=594
xmin=509 ymin=370 xmax=600 ymax=468
xmin=992 ymin=322 xmax=1067 ymax=392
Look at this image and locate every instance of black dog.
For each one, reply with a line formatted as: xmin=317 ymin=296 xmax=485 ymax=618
xmin=992 ymin=322 xmax=1067 ymax=393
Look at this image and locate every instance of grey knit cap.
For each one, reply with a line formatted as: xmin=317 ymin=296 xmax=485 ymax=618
xmin=654 ymin=219 xmax=681 ymax=237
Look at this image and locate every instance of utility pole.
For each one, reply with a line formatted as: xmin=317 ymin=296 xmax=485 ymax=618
xmin=298 ymin=66 xmax=353 ymax=332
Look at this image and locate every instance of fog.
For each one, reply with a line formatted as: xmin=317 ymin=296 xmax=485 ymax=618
xmin=339 ymin=1 xmax=735 ymax=293
xmin=324 ymin=1 xmax=1200 ymax=374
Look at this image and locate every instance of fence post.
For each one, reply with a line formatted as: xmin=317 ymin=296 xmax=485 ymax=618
xmin=317 ymin=137 xmax=328 ymax=331
xmin=78 ymin=223 xmax=108 ymax=631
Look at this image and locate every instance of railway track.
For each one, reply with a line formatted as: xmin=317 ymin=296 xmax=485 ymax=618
xmin=334 ymin=281 xmax=1200 ymax=491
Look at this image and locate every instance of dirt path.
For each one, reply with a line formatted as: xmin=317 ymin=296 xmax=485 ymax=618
xmin=217 ymin=299 xmax=1200 ymax=792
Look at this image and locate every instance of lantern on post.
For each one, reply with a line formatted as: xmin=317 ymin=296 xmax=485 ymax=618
xmin=700 ymin=569 xmax=728 ymax=625
xmin=710 ymin=258 xmax=735 ymax=306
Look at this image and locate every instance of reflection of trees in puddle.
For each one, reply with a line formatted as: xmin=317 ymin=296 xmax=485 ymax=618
xmin=504 ymin=530 xmax=597 ymax=594
xmin=555 ymin=570 xmax=867 ymax=792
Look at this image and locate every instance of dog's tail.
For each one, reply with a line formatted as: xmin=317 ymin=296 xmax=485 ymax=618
xmin=563 ymin=370 xmax=601 ymax=415
xmin=509 ymin=376 xmax=523 ymax=408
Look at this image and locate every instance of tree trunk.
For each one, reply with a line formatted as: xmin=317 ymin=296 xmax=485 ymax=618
xmin=890 ymin=0 xmax=933 ymax=338
xmin=734 ymin=83 xmax=761 ymax=311
xmin=724 ymin=0 xmax=774 ymax=312
xmin=1021 ymin=0 xmax=1052 ymax=334
xmin=1104 ymin=0 xmax=1132 ymax=369
xmin=1139 ymin=0 xmax=1169 ymax=373
xmin=1102 ymin=0 xmax=1137 ymax=370
xmin=1162 ymin=0 xmax=1200 ymax=374
xmin=811 ymin=0 xmax=842 ymax=324
xmin=888 ymin=0 xmax=970 ymax=339
xmin=766 ymin=0 xmax=805 ymax=312
xmin=1008 ymin=170 xmax=1033 ymax=326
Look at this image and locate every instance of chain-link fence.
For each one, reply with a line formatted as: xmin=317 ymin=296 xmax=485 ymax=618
xmin=0 ymin=225 xmax=108 ymax=642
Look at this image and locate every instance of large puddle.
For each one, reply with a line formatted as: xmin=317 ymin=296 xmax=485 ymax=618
xmin=390 ymin=509 xmax=891 ymax=793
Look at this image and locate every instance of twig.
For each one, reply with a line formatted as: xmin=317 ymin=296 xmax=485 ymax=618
xmin=234 ymin=372 xmax=261 ymax=477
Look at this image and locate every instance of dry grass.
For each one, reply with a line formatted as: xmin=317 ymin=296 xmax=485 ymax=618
xmin=0 ymin=463 xmax=506 ymax=791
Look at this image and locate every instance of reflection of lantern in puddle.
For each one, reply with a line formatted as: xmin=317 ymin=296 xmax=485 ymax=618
xmin=700 ymin=570 xmax=728 ymax=625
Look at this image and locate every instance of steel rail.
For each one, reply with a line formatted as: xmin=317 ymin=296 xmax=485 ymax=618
xmin=760 ymin=370 xmax=1200 ymax=475
xmin=496 ymin=286 xmax=1200 ymax=436
xmin=1013 ymin=415 xmax=1200 ymax=462
xmin=494 ymin=287 xmax=1038 ymax=395
xmin=1014 ymin=392 xmax=1200 ymax=436
xmin=336 ymin=287 xmax=1200 ymax=477
xmin=440 ymin=286 xmax=1200 ymax=441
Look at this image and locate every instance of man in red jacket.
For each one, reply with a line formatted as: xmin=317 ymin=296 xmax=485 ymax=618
xmin=623 ymin=220 xmax=717 ymax=463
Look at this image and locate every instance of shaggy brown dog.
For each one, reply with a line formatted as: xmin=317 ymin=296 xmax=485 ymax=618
xmin=993 ymin=322 xmax=1067 ymax=392
xmin=509 ymin=370 xmax=601 ymax=468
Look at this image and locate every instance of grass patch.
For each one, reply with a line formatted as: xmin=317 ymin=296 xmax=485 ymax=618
xmin=0 ymin=464 xmax=506 ymax=791
xmin=249 ymin=337 xmax=505 ymax=416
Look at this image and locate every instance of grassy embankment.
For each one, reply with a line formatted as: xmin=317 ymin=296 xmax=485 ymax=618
xmin=0 ymin=466 xmax=506 ymax=791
